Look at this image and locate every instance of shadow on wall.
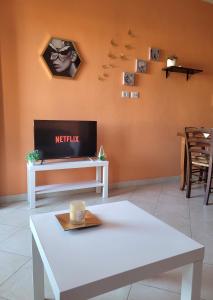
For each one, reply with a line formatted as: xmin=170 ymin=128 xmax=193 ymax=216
xmin=0 ymin=52 xmax=7 ymax=195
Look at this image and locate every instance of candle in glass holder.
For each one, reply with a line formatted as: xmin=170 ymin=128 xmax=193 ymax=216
xmin=70 ymin=200 xmax=86 ymax=225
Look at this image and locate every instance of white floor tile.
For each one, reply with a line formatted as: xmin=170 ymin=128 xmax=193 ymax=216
xmin=0 ymin=209 xmax=32 ymax=227
xmin=128 ymin=282 xmax=180 ymax=300
xmin=191 ymin=222 xmax=213 ymax=263
xmin=140 ymin=267 xmax=182 ymax=294
xmin=0 ymin=260 xmax=54 ymax=300
xmin=109 ymin=187 xmax=136 ymax=202
xmin=130 ymin=185 xmax=161 ymax=200
xmin=19 ymin=195 xmax=70 ymax=213
xmin=130 ymin=198 xmax=157 ymax=215
xmin=0 ymin=250 xmax=29 ymax=285
xmin=156 ymin=194 xmax=189 ymax=218
xmin=186 ymin=185 xmax=206 ymax=199
xmin=161 ymin=181 xmax=187 ymax=198
xmin=154 ymin=212 xmax=191 ymax=237
xmin=199 ymin=239 xmax=213 ymax=264
xmin=0 ymin=260 xmax=33 ymax=300
xmin=0 ymin=228 xmax=32 ymax=257
xmin=189 ymin=204 xmax=213 ymax=224
xmin=190 ymin=218 xmax=213 ymax=235
xmin=129 ymin=186 xmax=161 ymax=214
xmin=138 ymin=263 xmax=213 ymax=300
xmin=0 ymin=224 xmax=20 ymax=243
xmin=0 ymin=203 xmax=22 ymax=217
xmin=91 ymin=285 xmax=131 ymax=300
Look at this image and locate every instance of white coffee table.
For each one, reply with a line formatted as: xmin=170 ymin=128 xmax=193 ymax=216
xmin=30 ymin=201 xmax=204 ymax=300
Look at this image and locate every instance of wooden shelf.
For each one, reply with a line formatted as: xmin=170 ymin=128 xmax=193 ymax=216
xmin=162 ymin=66 xmax=203 ymax=80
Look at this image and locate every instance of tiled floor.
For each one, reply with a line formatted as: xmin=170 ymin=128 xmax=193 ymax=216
xmin=0 ymin=180 xmax=213 ymax=300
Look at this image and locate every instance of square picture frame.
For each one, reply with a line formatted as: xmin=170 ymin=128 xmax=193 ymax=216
xmin=135 ymin=59 xmax=147 ymax=73
xmin=122 ymin=72 xmax=135 ymax=86
xmin=149 ymin=48 xmax=160 ymax=61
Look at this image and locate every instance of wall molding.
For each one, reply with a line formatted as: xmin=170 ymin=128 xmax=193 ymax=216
xmin=111 ymin=176 xmax=178 ymax=189
xmin=0 ymin=176 xmax=179 ymax=204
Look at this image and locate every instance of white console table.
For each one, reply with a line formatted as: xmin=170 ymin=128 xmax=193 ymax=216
xmin=27 ymin=159 xmax=109 ymax=209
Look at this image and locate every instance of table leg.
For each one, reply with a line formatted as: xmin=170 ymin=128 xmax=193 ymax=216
xmin=28 ymin=169 xmax=36 ymax=209
xmin=96 ymin=166 xmax=102 ymax=193
xmin=180 ymin=136 xmax=187 ymax=191
xmin=102 ymin=165 xmax=108 ymax=198
xmin=27 ymin=166 xmax=30 ymax=203
xmin=181 ymin=261 xmax=203 ymax=300
xmin=32 ymin=235 xmax=44 ymax=300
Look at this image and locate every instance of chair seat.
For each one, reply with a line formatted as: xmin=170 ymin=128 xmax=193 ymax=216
xmin=192 ymin=157 xmax=209 ymax=167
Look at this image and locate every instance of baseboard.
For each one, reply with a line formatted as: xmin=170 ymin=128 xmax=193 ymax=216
xmin=0 ymin=176 xmax=179 ymax=203
xmin=0 ymin=193 xmax=27 ymax=203
xmin=111 ymin=176 xmax=179 ymax=189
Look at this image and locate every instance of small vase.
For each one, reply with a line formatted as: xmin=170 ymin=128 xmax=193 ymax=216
xmin=98 ymin=145 xmax=106 ymax=161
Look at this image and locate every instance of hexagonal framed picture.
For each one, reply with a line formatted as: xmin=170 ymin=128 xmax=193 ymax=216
xmin=41 ymin=37 xmax=82 ymax=79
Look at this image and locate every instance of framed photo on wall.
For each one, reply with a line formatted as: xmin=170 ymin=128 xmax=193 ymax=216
xmin=122 ymin=72 xmax=135 ymax=86
xmin=135 ymin=59 xmax=147 ymax=73
xmin=149 ymin=48 xmax=160 ymax=61
xmin=41 ymin=37 xmax=82 ymax=79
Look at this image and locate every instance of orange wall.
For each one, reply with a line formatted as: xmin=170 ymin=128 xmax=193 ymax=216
xmin=1 ymin=0 xmax=213 ymax=196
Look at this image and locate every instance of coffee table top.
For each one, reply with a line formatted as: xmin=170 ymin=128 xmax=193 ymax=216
xmin=30 ymin=201 xmax=204 ymax=299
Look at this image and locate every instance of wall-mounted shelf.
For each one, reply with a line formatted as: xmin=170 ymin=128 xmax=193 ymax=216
xmin=162 ymin=66 xmax=203 ymax=80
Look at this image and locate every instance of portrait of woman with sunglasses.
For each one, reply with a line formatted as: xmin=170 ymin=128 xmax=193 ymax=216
xmin=42 ymin=38 xmax=81 ymax=78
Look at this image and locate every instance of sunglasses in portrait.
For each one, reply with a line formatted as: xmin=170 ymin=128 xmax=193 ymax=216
xmin=50 ymin=48 xmax=72 ymax=62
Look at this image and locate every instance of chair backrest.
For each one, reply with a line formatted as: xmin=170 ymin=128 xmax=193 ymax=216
xmin=185 ymin=127 xmax=213 ymax=164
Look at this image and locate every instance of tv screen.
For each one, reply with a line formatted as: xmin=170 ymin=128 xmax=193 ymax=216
xmin=34 ymin=120 xmax=97 ymax=160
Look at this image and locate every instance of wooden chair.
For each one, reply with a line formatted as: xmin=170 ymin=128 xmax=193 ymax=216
xmin=185 ymin=127 xmax=213 ymax=205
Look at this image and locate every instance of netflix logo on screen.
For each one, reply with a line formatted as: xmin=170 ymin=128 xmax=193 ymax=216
xmin=34 ymin=120 xmax=97 ymax=159
xmin=55 ymin=136 xmax=80 ymax=143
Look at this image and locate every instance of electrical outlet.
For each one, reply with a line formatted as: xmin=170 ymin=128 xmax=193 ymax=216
xmin=130 ymin=91 xmax=140 ymax=99
xmin=121 ymin=91 xmax=130 ymax=98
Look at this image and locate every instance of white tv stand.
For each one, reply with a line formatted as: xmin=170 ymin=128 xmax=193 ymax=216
xmin=27 ymin=158 xmax=109 ymax=209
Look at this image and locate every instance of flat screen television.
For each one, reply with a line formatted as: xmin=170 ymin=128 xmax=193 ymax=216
xmin=34 ymin=120 xmax=97 ymax=160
